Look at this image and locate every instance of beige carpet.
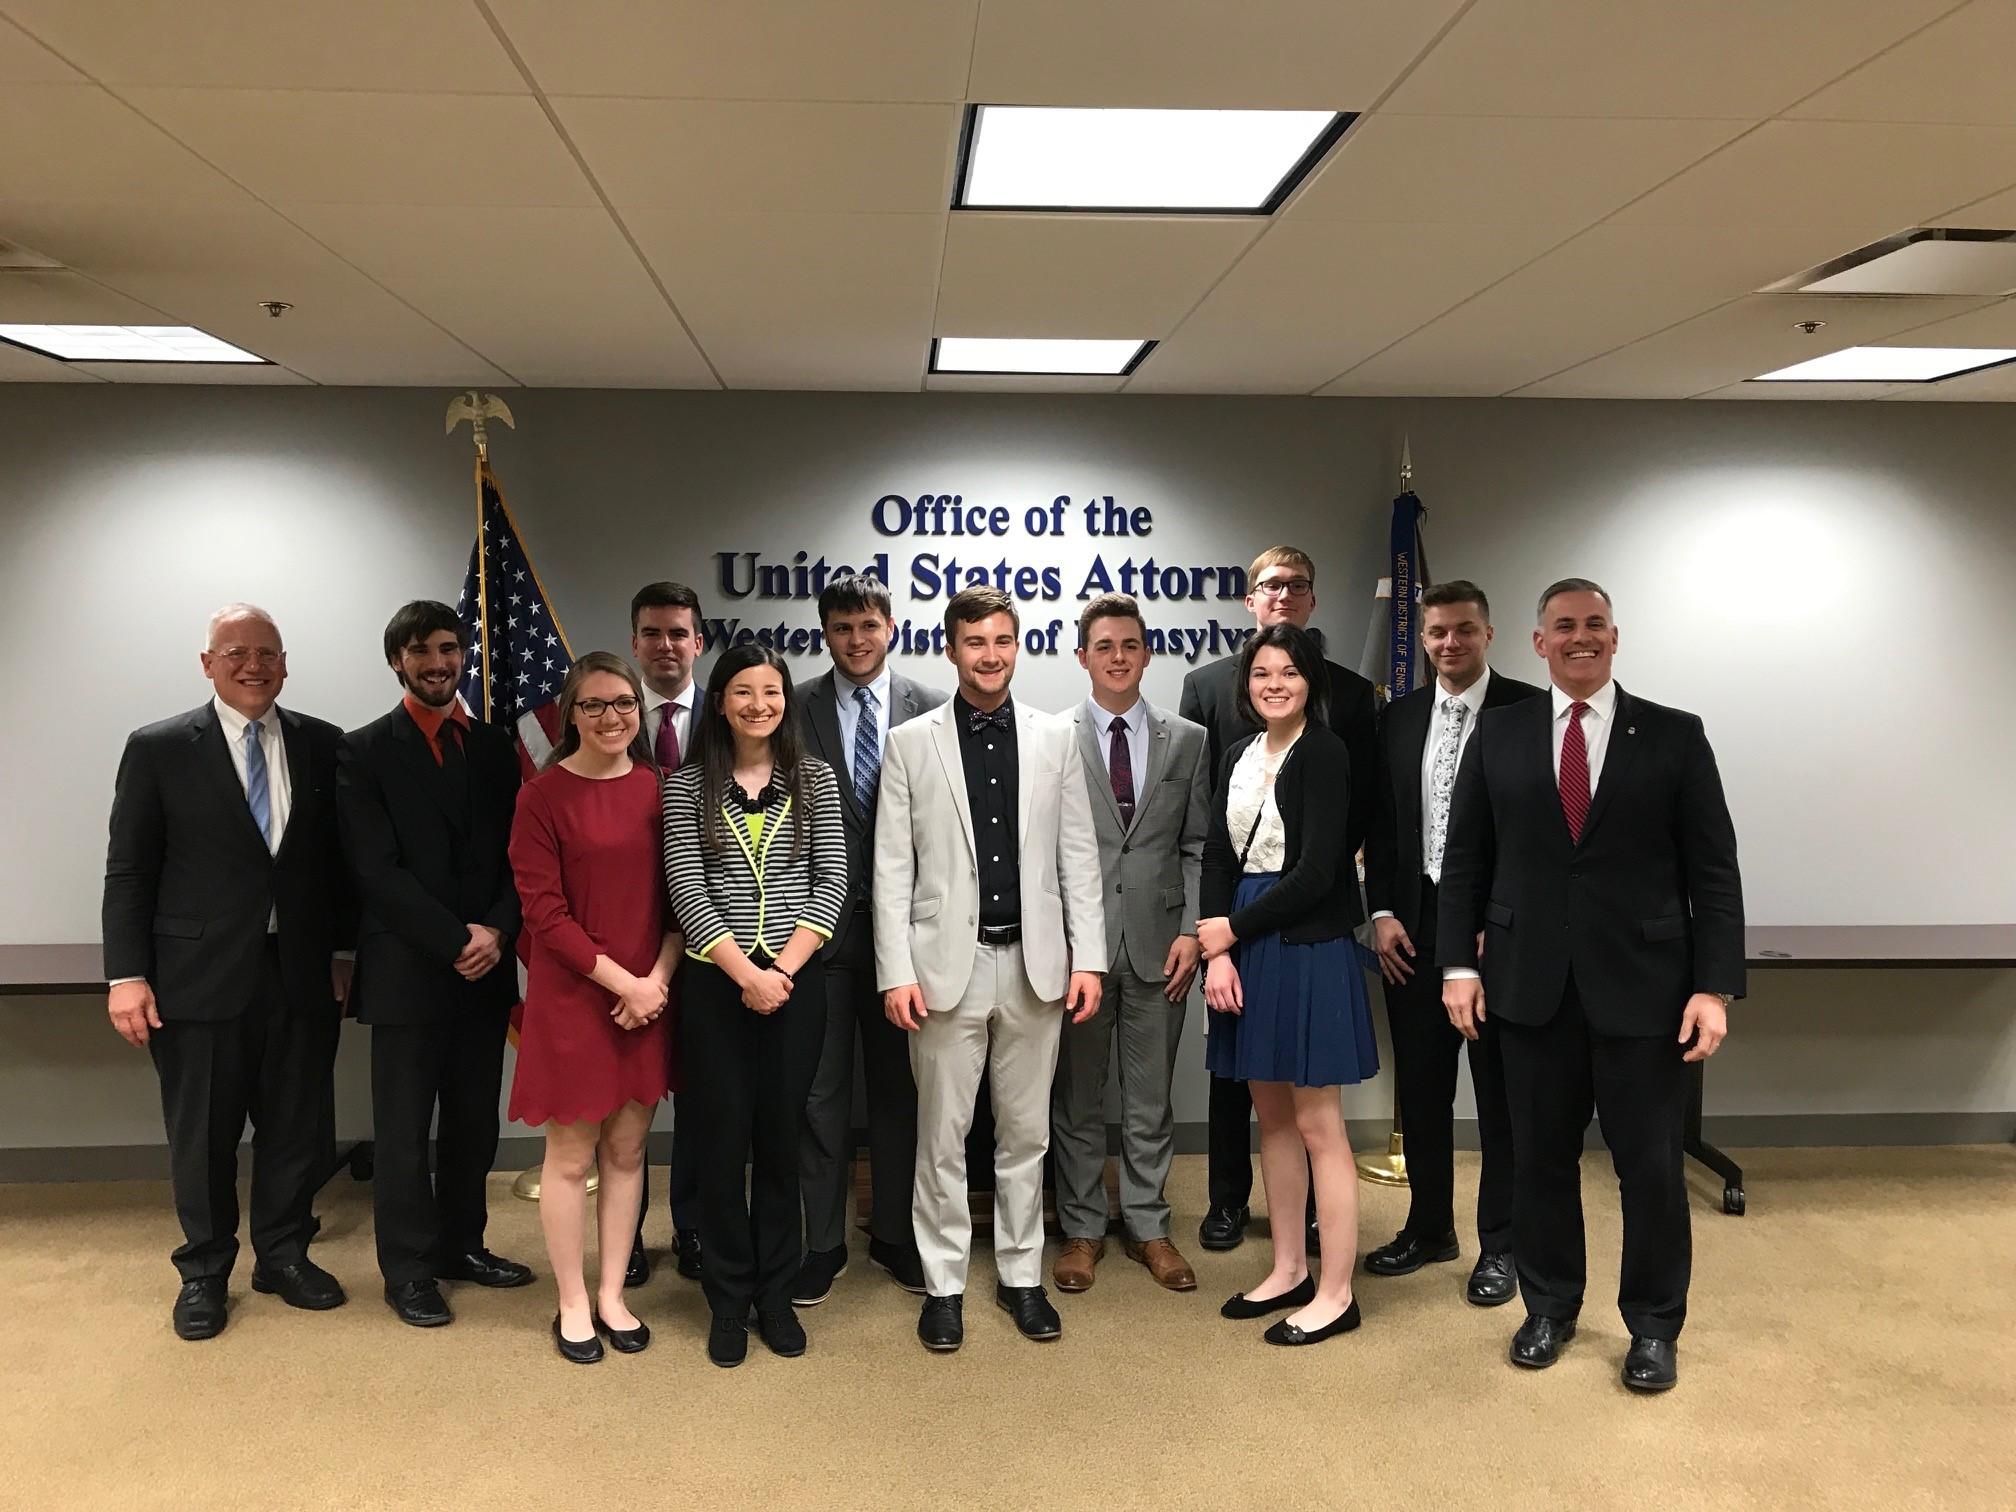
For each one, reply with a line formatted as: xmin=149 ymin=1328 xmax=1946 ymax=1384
xmin=5 ymin=1146 xmax=2012 ymax=1512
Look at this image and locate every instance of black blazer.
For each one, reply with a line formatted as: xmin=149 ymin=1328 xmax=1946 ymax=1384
xmin=1364 ymin=668 xmax=1545 ymax=933
xmin=1201 ymin=723 xmax=1359 ymax=945
xmin=103 ymin=702 xmax=354 ymax=1023
xmin=336 ymin=706 xmax=523 ymax=1025
xmin=1435 ymin=685 xmax=1746 ymax=1037
xmin=800 ymin=667 xmax=947 ymax=958
xmin=1178 ymin=648 xmax=1378 ymax=865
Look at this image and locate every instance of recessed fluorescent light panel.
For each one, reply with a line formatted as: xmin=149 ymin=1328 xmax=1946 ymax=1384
xmin=1769 ymin=228 xmax=2016 ymax=297
xmin=955 ymin=105 xmax=1349 ymax=214
xmin=1751 ymin=346 xmax=2016 ymax=383
xmin=931 ymin=337 xmax=1155 ymax=376
xmin=0 ymin=324 xmax=267 ymax=363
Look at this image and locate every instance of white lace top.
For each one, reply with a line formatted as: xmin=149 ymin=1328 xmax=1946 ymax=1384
xmin=1224 ymin=733 xmax=1298 ymax=874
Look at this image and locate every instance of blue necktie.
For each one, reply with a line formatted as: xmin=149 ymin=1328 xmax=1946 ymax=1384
xmin=852 ymin=685 xmax=881 ymax=810
xmin=244 ymin=719 xmax=273 ymax=849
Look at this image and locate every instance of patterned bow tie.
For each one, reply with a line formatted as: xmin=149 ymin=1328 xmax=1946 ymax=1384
xmin=966 ymin=703 xmax=1013 ymax=734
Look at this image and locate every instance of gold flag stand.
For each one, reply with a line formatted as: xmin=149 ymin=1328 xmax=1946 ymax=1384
xmin=512 ymin=1164 xmax=597 ymax=1202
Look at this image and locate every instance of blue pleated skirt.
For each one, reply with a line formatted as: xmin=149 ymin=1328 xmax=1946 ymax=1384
xmin=1204 ymin=872 xmax=1380 ymax=1088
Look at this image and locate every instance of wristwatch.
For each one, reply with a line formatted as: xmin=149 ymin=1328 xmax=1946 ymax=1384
xmin=1715 ymin=992 xmax=1734 ymax=1007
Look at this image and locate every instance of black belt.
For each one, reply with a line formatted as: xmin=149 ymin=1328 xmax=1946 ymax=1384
xmin=977 ymin=923 xmax=1021 ymax=946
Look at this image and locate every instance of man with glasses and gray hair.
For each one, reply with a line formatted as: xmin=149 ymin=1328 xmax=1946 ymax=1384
xmin=103 ymin=604 xmax=356 ymax=1340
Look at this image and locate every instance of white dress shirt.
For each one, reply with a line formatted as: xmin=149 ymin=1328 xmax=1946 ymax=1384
xmin=1370 ymin=669 xmax=1492 ymax=921
xmin=1085 ymin=695 xmax=1149 ymax=792
xmin=834 ymin=665 xmax=894 ymax=787
xmin=643 ymin=683 xmax=696 ymax=762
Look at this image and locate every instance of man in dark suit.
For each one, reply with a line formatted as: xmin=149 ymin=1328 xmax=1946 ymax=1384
xmin=337 ymin=601 xmax=532 ymax=1328
xmin=1439 ymin=577 xmax=1743 ymax=1393
xmin=1363 ymin=579 xmax=1541 ymax=1306
xmin=103 ymin=604 xmax=356 ymax=1340
xmin=792 ymin=572 xmax=945 ymax=1304
xmin=626 ymin=579 xmax=707 ymax=1287
xmin=1178 ymin=545 xmax=1377 ymax=1252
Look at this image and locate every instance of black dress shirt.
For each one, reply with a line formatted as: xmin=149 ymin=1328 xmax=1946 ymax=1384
xmin=955 ymin=695 xmax=1021 ymax=928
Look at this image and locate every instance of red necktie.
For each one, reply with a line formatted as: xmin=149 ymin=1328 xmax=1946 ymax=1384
xmin=655 ymin=704 xmax=682 ymax=772
xmin=1559 ymin=701 xmax=1591 ymax=842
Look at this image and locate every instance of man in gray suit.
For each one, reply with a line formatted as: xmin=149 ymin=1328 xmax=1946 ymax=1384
xmin=794 ymin=573 xmax=946 ymax=1306
xmin=1051 ymin=594 xmax=1209 ymax=1295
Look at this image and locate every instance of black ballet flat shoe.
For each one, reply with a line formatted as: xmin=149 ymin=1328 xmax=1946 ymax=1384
xmin=594 ymin=1311 xmax=651 ymax=1354
xmin=1219 ymin=1276 xmax=1316 ymax=1320
xmin=552 ymin=1314 xmax=604 ymax=1365
xmin=1263 ymin=1298 xmax=1361 ymax=1346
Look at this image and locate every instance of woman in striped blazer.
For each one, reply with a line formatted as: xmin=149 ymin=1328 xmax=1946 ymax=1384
xmin=663 ymin=644 xmax=847 ymax=1367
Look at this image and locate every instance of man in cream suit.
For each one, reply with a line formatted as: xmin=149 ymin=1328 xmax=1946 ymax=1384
xmin=876 ymin=586 xmax=1105 ymax=1353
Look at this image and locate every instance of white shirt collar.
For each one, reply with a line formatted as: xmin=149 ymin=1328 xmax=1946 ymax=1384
xmin=213 ymin=695 xmax=278 ymax=740
xmin=837 ymin=664 xmax=892 ymax=706
xmin=1435 ymin=666 xmax=1491 ymax=718
xmin=644 ymin=682 xmax=694 ymax=715
xmin=1086 ymin=696 xmax=1147 ymax=734
xmin=1551 ymin=679 xmax=1617 ymax=721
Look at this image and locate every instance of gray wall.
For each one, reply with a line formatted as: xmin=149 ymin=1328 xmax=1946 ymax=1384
xmin=3 ymin=385 xmax=2012 ymax=1163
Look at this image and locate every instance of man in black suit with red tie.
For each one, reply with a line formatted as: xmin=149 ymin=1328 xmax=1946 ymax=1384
xmin=1363 ymin=580 xmax=1540 ymax=1305
xmin=1439 ymin=578 xmax=1744 ymax=1393
xmin=103 ymin=604 xmax=356 ymax=1340
xmin=1178 ymin=545 xmax=1377 ymax=1252
xmin=338 ymin=601 xmax=533 ymax=1327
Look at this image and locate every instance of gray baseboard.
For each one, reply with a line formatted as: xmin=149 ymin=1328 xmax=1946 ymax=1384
xmin=3 ymin=1112 xmax=2012 ymax=1183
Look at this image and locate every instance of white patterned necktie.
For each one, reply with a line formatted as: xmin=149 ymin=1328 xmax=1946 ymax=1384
xmin=1425 ymin=698 xmax=1467 ymax=881
xmin=852 ymin=685 xmax=881 ymax=809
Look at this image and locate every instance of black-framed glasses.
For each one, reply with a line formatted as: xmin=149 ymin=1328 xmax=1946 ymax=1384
xmin=1253 ymin=577 xmax=1313 ymax=600
xmin=575 ymin=696 xmax=640 ymax=717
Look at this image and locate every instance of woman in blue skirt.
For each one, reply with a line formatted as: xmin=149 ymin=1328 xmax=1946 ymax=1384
xmin=1198 ymin=623 xmax=1380 ymax=1346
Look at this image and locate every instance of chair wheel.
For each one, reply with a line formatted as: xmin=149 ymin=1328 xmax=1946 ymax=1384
xmin=1722 ymin=1186 xmax=1745 ymax=1216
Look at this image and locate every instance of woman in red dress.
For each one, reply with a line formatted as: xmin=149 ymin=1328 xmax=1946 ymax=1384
xmin=509 ymin=652 xmax=678 ymax=1363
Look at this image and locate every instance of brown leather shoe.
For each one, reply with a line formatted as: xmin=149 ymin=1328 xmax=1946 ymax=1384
xmin=1053 ymin=1237 xmax=1104 ymax=1292
xmin=1125 ymin=1237 xmax=1198 ymax=1291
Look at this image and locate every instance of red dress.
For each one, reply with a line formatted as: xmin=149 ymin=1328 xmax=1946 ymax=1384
xmin=507 ymin=762 xmax=676 ymax=1126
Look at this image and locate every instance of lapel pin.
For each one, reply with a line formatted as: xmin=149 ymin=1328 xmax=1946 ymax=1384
xmin=1626 ymin=726 xmax=1636 ymax=735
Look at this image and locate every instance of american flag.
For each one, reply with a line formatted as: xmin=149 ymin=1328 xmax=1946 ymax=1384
xmin=457 ymin=463 xmax=573 ymax=775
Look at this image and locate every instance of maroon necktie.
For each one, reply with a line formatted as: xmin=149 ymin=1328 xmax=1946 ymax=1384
xmin=655 ymin=703 xmax=682 ymax=772
xmin=1559 ymin=701 xmax=1591 ymax=842
xmin=1108 ymin=716 xmax=1136 ymax=827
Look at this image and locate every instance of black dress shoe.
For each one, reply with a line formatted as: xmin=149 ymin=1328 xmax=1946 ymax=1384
xmin=918 ymin=1294 xmax=964 ymax=1352
xmin=758 ymin=1308 xmax=808 ymax=1357
xmin=624 ymin=1235 xmax=650 ymax=1289
xmin=1363 ymin=1230 xmax=1460 ymax=1277
xmin=1623 ymin=1336 xmax=1678 ymax=1393
xmin=1198 ymin=1204 xmax=1251 ymax=1251
xmin=436 ymin=1249 xmax=534 ymax=1289
xmin=791 ymin=1245 xmax=848 ymax=1306
xmin=995 ymin=1284 xmax=1062 ymax=1342
xmin=1220 ymin=1275 xmax=1316 ymax=1320
xmin=172 ymin=1277 xmax=227 ymax=1341
xmin=386 ymin=1279 xmax=452 ymax=1327
xmin=1510 ymin=1315 xmax=1577 ymax=1369
xmin=250 ymin=1258 xmax=346 ymax=1311
xmin=869 ymin=1236 xmax=927 ymax=1294
xmin=708 ymin=1314 xmax=749 ymax=1368
xmin=1466 ymin=1251 xmax=1517 ymax=1307
xmin=674 ymin=1229 xmax=704 ymax=1282
xmin=594 ymin=1311 xmax=651 ymax=1354
xmin=553 ymin=1313 xmax=604 ymax=1364
xmin=1264 ymin=1298 xmax=1361 ymax=1346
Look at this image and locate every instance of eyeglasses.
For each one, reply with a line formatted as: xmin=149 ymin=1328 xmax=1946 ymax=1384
xmin=575 ymin=696 xmax=640 ymax=718
xmin=1252 ymin=577 xmax=1313 ymax=600
xmin=212 ymin=646 xmax=282 ymax=666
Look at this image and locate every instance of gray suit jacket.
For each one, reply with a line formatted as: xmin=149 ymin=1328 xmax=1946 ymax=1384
xmin=801 ymin=666 xmax=946 ymax=958
xmin=1071 ymin=701 xmax=1210 ymax=982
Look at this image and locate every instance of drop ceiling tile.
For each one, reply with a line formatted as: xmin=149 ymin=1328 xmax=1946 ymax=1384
xmin=1288 ymin=115 xmax=1746 ymax=224
xmin=1693 ymin=379 xmax=1912 ymax=400
xmin=0 ymin=339 xmax=99 ymax=381
xmin=0 ymin=85 xmax=245 ymax=201
xmin=628 ymin=209 xmax=942 ymax=389
xmin=0 ymin=270 xmax=173 ymax=324
xmin=286 ymin=204 xmax=716 ymax=388
xmin=555 ymin=98 xmax=958 ymax=213
xmin=1 ymin=0 xmax=524 ymax=91
xmin=1880 ymin=361 xmax=2016 ymax=399
xmin=123 ymin=89 xmax=596 ymax=207
xmin=1129 ymin=220 xmax=1562 ymax=393
xmin=935 ymin=215 xmax=1261 ymax=338
xmin=926 ymin=373 xmax=1129 ymax=393
xmin=0 ymin=12 xmax=81 ymax=81
xmin=487 ymin=0 xmax=978 ymax=101
xmin=1385 ymin=0 xmax=1957 ymax=118
xmin=1861 ymin=297 xmax=2016 ymax=346
xmin=1791 ymin=1 xmax=2016 ymax=125
xmin=75 ymin=359 xmax=313 ymax=384
xmin=1930 ymin=182 xmax=2016 ymax=228
xmin=969 ymin=0 xmax=1469 ymax=109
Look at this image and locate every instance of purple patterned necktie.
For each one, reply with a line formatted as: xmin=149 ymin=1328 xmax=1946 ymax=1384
xmin=1108 ymin=716 xmax=1136 ymax=827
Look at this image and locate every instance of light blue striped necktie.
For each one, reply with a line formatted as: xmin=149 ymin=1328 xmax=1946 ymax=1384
xmin=852 ymin=685 xmax=881 ymax=809
xmin=244 ymin=718 xmax=273 ymax=849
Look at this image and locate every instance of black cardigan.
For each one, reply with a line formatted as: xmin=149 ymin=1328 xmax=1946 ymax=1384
xmin=1201 ymin=722 xmax=1361 ymax=946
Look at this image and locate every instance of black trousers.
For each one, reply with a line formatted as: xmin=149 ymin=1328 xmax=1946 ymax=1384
xmin=148 ymin=940 xmax=340 ymax=1281
xmin=1497 ymin=976 xmax=1691 ymax=1341
xmin=1381 ymin=877 xmax=1515 ymax=1250
xmin=634 ymin=1076 xmax=702 ymax=1241
xmin=680 ymin=956 xmax=826 ymax=1316
xmin=369 ymin=1006 xmax=509 ymax=1286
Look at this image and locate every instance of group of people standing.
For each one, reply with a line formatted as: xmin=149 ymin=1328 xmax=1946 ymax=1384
xmin=104 ymin=540 xmax=1742 ymax=1393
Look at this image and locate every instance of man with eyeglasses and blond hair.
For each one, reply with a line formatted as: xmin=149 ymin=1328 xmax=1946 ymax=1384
xmin=103 ymin=604 xmax=357 ymax=1341
xmin=1178 ymin=546 xmax=1378 ymax=1254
